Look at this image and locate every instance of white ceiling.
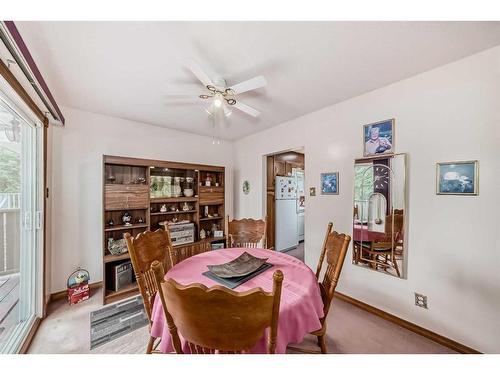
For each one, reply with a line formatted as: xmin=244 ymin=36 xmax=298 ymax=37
xmin=15 ymin=21 xmax=500 ymax=140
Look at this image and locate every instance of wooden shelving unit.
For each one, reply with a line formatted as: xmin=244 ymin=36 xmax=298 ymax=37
xmin=102 ymin=155 xmax=225 ymax=305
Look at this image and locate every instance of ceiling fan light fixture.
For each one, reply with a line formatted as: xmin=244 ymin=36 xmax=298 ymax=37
xmin=213 ymin=94 xmax=223 ymax=108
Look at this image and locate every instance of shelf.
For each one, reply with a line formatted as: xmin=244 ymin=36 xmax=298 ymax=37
xmin=150 ymin=197 xmax=198 ymax=203
xmin=104 ymin=224 xmax=148 ymax=232
xmin=151 ymin=210 xmax=197 ymax=216
xmin=104 ymin=283 xmax=140 ymax=303
xmin=200 ymin=201 xmax=224 ymax=206
xmin=199 ymin=186 xmax=224 ymax=192
xmin=199 ymin=216 xmax=223 ymax=221
xmin=104 ymin=252 xmax=131 ymax=263
xmin=105 ymin=207 xmax=148 ymax=212
xmin=105 ymin=183 xmax=148 ymax=187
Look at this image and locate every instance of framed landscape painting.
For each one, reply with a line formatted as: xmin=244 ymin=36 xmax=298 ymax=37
xmin=363 ymin=119 xmax=394 ymax=157
xmin=436 ymin=160 xmax=479 ymax=196
xmin=320 ymin=172 xmax=339 ymax=195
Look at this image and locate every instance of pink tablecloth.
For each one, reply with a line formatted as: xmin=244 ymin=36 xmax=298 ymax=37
xmin=150 ymin=248 xmax=324 ymax=354
xmin=353 ymin=225 xmax=387 ymax=242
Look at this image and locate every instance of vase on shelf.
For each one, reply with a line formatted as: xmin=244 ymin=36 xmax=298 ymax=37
xmin=183 ymin=177 xmax=194 ymax=197
xmin=173 ymin=177 xmax=182 ymax=197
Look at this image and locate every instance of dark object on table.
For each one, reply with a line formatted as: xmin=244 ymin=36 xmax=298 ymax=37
xmin=203 ymin=263 xmax=273 ymax=289
xmin=207 ymin=251 xmax=268 ymax=278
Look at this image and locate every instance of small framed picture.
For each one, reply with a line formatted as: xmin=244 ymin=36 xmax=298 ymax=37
xmin=363 ymin=119 xmax=394 ymax=157
xmin=309 ymin=187 xmax=316 ymax=196
xmin=320 ymin=172 xmax=339 ymax=195
xmin=436 ymin=160 xmax=479 ymax=196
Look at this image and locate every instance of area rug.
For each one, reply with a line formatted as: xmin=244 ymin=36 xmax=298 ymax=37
xmin=90 ymin=295 xmax=149 ymax=350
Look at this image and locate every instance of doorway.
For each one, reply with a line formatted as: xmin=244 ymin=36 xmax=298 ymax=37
xmin=265 ymin=150 xmax=304 ymax=261
xmin=0 ymin=85 xmax=44 ymax=353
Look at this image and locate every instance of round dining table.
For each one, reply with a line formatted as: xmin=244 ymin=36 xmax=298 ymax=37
xmin=150 ymin=247 xmax=324 ymax=354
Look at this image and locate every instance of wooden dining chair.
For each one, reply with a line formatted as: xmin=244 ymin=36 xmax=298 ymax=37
xmin=365 ymin=213 xmax=404 ymax=277
xmin=292 ymin=222 xmax=351 ymax=354
xmin=225 ymin=215 xmax=268 ymax=249
xmin=151 ymin=260 xmax=284 ymax=354
xmin=124 ymin=228 xmax=174 ymax=353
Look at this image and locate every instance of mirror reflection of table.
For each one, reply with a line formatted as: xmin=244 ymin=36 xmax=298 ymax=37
xmin=353 ymin=224 xmax=387 ymax=242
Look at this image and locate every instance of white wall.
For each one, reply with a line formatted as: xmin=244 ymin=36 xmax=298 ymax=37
xmin=233 ymin=46 xmax=500 ymax=353
xmin=49 ymin=106 xmax=234 ymax=293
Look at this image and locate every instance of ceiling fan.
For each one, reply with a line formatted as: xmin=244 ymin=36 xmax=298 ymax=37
xmin=168 ymin=60 xmax=267 ymax=118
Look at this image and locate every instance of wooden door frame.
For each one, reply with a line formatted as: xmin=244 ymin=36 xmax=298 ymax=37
xmin=263 ymin=149 xmax=305 ymax=250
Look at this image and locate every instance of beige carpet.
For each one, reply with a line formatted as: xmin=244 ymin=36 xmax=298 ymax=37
xmin=28 ymin=286 xmax=455 ymax=354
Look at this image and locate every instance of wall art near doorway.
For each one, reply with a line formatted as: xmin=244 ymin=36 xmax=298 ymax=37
xmin=320 ymin=172 xmax=339 ymax=195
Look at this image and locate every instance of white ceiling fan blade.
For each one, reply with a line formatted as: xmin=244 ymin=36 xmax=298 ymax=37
xmin=187 ymin=60 xmax=214 ymax=88
xmin=164 ymin=94 xmax=205 ymax=99
xmin=228 ymin=76 xmax=267 ymax=95
xmin=232 ymin=101 xmax=261 ymax=117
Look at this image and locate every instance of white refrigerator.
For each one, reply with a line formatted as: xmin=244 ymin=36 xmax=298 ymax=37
xmin=275 ymin=176 xmax=299 ymax=252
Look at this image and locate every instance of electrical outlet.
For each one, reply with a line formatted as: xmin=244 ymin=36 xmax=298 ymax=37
xmin=414 ymin=293 xmax=428 ymax=309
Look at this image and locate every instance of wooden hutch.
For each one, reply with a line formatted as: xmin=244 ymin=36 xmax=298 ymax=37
xmin=102 ymin=155 xmax=226 ymax=304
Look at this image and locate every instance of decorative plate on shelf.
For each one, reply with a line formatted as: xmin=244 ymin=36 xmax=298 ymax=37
xmin=242 ymin=180 xmax=250 ymax=195
xmin=207 ymin=252 xmax=268 ymax=278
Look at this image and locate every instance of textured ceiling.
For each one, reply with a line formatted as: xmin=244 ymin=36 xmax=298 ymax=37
xmin=15 ymin=21 xmax=500 ymax=140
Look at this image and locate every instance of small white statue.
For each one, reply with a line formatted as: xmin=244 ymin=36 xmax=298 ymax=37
xmin=200 ymin=229 xmax=206 ymax=239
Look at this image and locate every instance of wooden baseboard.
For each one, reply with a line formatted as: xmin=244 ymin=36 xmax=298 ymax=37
xmin=334 ymin=291 xmax=481 ymax=354
xmin=19 ymin=317 xmax=42 ymax=354
xmin=48 ymin=281 xmax=103 ymax=303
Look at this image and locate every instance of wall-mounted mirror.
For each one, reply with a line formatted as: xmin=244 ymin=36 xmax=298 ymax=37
xmin=352 ymin=153 xmax=407 ymax=278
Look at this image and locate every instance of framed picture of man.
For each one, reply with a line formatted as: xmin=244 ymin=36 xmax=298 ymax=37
xmin=363 ymin=119 xmax=394 ymax=157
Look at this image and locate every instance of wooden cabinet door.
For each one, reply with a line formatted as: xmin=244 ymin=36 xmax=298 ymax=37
xmin=105 ymin=184 xmax=149 ymax=210
xmin=199 ymin=187 xmax=224 ymax=205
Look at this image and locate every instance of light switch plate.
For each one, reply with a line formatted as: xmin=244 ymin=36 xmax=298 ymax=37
xmin=414 ymin=293 xmax=428 ymax=309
